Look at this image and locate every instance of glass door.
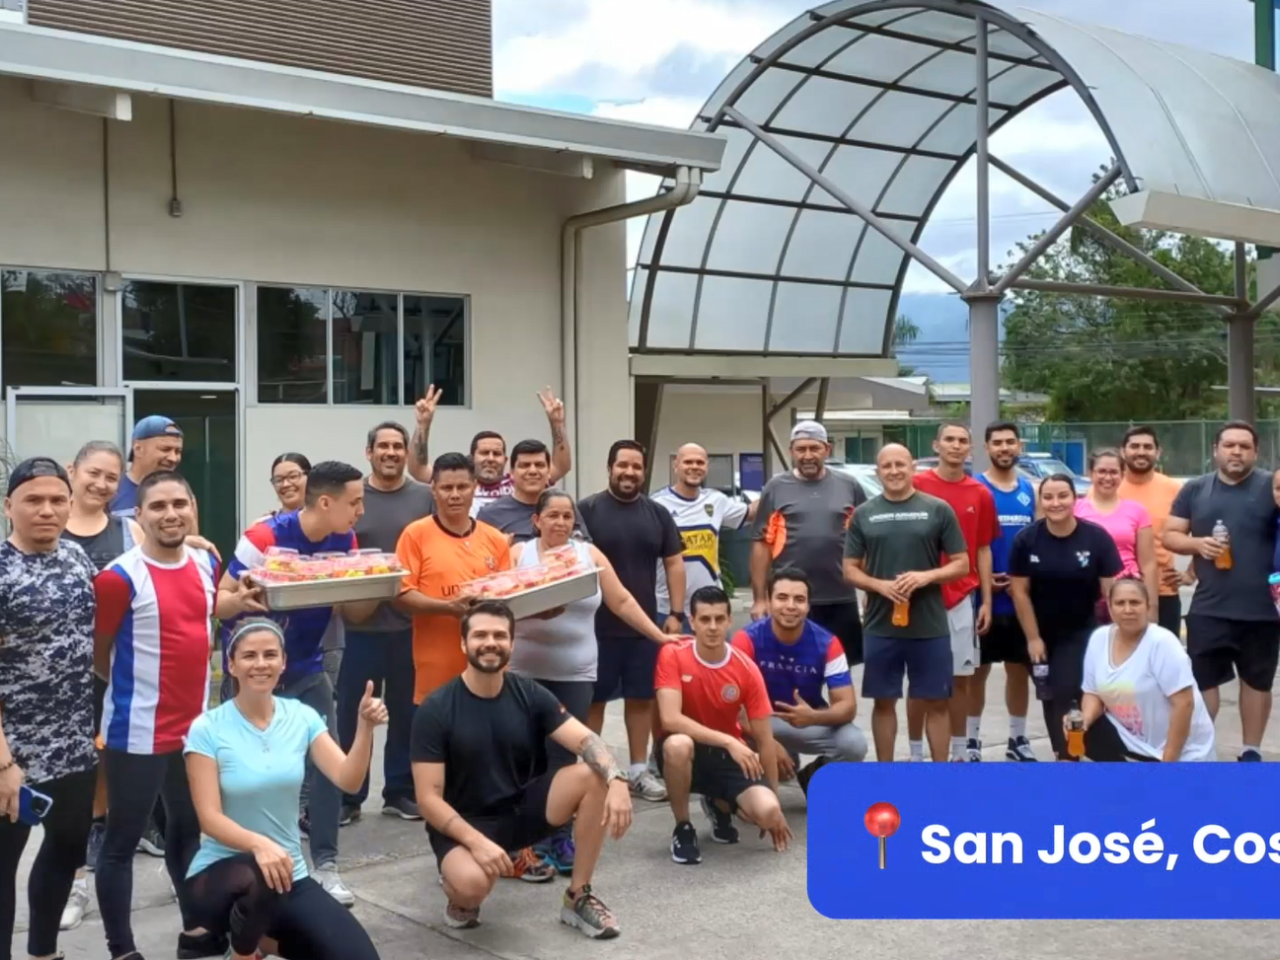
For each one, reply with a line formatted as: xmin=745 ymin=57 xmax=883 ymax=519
xmin=5 ymin=386 xmax=132 ymax=469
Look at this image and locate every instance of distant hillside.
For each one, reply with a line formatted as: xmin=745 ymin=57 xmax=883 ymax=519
xmin=895 ymin=293 xmax=1011 ymax=380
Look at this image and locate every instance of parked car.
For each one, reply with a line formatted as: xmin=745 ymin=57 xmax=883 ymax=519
xmin=1015 ymin=453 xmax=1092 ymax=494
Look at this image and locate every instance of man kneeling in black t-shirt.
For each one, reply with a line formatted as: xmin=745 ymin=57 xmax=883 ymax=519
xmin=411 ymin=599 xmax=633 ymax=938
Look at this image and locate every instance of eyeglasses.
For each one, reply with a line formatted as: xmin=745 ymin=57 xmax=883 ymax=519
xmin=271 ymin=471 xmax=306 ymax=488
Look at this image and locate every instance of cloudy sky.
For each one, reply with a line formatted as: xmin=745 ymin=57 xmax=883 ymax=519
xmin=492 ymin=0 xmax=1253 ymax=296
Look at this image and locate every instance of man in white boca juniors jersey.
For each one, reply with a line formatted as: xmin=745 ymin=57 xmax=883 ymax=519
xmin=93 ymin=470 xmax=227 ymax=960
xmin=653 ymin=443 xmax=758 ymax=629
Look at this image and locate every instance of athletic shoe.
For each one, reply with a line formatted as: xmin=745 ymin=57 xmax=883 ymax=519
xmin=536 ymin=834 xmax=575 ymax=875
xmin=177 ymin=929 xmax=229 ymax=958
xmin=561 ymin=884 xmax=620 ymax=939
xmin=631 ymin=770 xmax=667 ymax=802
xmin=444 ymin=901 xmax=480 ymax=929
xmin=510 ymin=847 xmax=556 ymax=883
xmin=1006 ymin=736 xmax=1038 ymax=762
xmin=380 ymin=797 xmax=421 ymax=821
xmin=339 ymin=804 xmax=360 ymax=826
xmin=223 ymin=950 xmax=263 ymax=960
xmin=60 ymin=876 xmax=91 ymax=930
xmin=1239 ymin=749 xmax=1263 ymax=762
xmin=907 ymin=753 xmax=924 ymax=762
xmin=86 ymin=820 xmax=105 ymax=871
xmin=313 ymin=865 xmax=355 ymax=907
xmin=966 ymin=738 xmax=982 ymax=762
xmin=796 ymin=756 xmax=829 ymax=795
xmin=137 ymin=821 xmax=165 ymax=857
xmin=670 ymin=821 xmax=701 ymax=864
xmin=950 ymin=755 xmax=968 ymax=762
xmin=700 ymin=795 xmax=738 ymax=844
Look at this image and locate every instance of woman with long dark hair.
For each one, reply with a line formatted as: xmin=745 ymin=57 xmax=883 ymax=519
xmin=1008 ymin=475 xmax=1123 ymax=760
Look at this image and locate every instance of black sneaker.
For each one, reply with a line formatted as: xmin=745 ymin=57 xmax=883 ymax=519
xmin=670 ymin=821 xmax=701 ymax=864
xmin=381 ymin=796 xmax=422 ymax=821
xmin=700 ymin=795 xmax=739 ymax=844
xmin=796 ymin=756 xmax=830 ymax=795
xmin=177 ymin=929 xmax=228 ymax=959
xmin=1239 ymin=749 xmax=1263 ymax=762
xmin=1006 ymin=736 xmax=1037 ymax=762
xmin=339 ymin=804 xmax=361 ymax=826
xmin=137 ymin=821 xmax=165 ymax=857
xmin=966 ymin=738 xmax=982 ymax=762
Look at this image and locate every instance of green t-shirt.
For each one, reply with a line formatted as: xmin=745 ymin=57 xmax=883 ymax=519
xmin=844 ymin=491 xmax=966 ymax=639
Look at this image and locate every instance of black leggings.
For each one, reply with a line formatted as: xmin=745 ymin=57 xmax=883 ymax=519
xmin=1083 ymin=715 xmax=1159 ymax=762
xmin=0 ymin=766 xmax=95 ymax=960
xmin=530 ymin=678 xmax=592 ymax=846
xmin=97 ymin=749 xmax=203 ymax=957
xmin=1040 ymin=630 xmax=1091 ymax=760
xmin=189 ymin=854 xmax=380 ymax=960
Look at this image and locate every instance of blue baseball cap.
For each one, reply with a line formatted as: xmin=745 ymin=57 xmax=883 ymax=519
xmin=132 ymin=415 xmax=182 ymax=443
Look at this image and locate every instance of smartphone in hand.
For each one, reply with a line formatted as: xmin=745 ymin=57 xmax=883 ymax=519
xmin=18 ymin=785 xmax=53 ymax=826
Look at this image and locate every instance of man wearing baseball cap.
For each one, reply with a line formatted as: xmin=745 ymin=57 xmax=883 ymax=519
xmin=111 ymin=415 xmax=184 ymax=516
xmin=749 ymin=420 xmax=867 ymax=667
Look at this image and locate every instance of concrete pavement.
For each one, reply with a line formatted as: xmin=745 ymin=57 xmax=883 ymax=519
xmin=16 ymin=659 xmax=1280 ymax=960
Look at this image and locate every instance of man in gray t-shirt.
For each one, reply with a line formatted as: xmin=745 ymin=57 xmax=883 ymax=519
xmin=1163 ymin=420 xmax=1279 ymax=762
xmin=750 ymin=421 xmax=867 ymax=663
xmin=336 ymin=422 xmax=435 ymax=819
xmin=842 ymin=443 xmax=969 ymax=762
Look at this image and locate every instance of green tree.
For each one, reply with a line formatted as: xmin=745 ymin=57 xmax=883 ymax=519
xmin=1000 ymin=166 xmax=1280 ymax=421
xmin=892 ymin=313 xmax=920 ymax=376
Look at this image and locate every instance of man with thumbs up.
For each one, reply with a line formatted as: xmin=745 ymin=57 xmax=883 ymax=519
xmin=731 ymin=565 xmax=867 ymax=791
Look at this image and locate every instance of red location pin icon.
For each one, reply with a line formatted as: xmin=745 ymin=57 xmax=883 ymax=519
xmin=865 ymin=802 xmax=901 ymax=870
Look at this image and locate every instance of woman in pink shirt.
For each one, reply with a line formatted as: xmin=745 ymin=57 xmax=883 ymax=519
xmin=1075 ymin=449 xmax=1158 ymax=623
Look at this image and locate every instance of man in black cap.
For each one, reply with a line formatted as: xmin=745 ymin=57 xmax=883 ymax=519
xmin=0 ymin=457 xmax=99 ymax=960
xmin=112 ymin=415 xmax=184 ymax=517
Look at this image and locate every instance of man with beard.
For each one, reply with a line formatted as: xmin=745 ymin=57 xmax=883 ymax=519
xmin=111 ymin=416 xmax=184 ymax=516
xmin=1164 ymin=421 xmax=1279 ymax=762
xmin=335 ymin=422 xmax=435 ymax=826
xmin=1118 ymin=425 xmax=1190 ymax=635
xmin=406 ymin=385 xmax=571 ymax=517
xmin=974 ymin=422 xmax=1039 ymax=762
xmin=93 ymin=471 xmax=224 ymax=960
xmin=477 ymin=439 xmax=590 ymax=543
xmin=750 ymin=422 xmax=866 ymax=667
xmin=912 ymin=423 xmax=998 ymax=762
xmin=578 ymin=441 xmax=684 ymax=803
xmin=652 ymin=443 xmax=756 ymax=630
xmin=411 ymin=600 xmax=631 ymax=938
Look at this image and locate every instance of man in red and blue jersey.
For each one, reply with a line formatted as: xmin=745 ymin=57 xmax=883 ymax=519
xmin=732 ymin=565 xmax=866 ymax=794
xmin=215 ymin=459 xmax=374 ymax=906
xmin=93 ymin=470 xmax=225 ymax=960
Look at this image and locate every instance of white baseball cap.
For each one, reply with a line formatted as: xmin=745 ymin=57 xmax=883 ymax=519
xmin=790 ymin=420 xmax=829 ymax=443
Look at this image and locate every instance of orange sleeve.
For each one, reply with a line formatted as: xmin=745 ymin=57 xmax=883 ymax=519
xmin=730 ymin=629 xmax=755 ymax=662
xmin=654 ymin=643 xmax=681 ymax=691
xmin=494 ymin=532 xmax=512 ymax=572
xmin=396 ymin=522 xmax=425 ymax=594
xmin=765 ymin=511 xmax=787 ymax=560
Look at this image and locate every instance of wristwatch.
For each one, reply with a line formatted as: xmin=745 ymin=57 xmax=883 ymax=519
xmin=607 ymin=768 xmax=629 ymax=785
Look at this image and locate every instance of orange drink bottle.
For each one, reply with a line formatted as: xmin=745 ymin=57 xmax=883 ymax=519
xmin=1212 ymin=519 xmax=1232 ymax=571
xmin=892 ymin=599 xmax=910 ymax=628
xmin=1066 ymin=700 xmax=1085 ymax=759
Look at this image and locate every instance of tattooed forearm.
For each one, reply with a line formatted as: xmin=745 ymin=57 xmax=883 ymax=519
xmin=411 ymin=424 xmax=430 ymax=466
xmin=550 ymin=423 xmax=567 ymax=453
xmin=577 ymin=732 xmax=622 ymax=781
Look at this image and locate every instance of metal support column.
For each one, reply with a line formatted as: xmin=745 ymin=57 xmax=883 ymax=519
xmin=974 ymin=15 xmax=991 ymax=290
xmin=1228 ymin=316 xmax=1256 ymax=423
xmin=965 ymin=293 xmax=1002 ymax=470
xmin=761 ymin=382 xmax=773 ymax=479
xmin=815 ymin=377 xmax=831 ymax=423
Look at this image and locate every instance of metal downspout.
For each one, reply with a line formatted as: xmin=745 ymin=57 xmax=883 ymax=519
xmin=560 ymin=165 xmax=701 ymax=497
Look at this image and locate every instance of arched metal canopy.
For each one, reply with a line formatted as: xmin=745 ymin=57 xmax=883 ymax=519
xmin=628 ymin=0 xmax=1280 ymax=365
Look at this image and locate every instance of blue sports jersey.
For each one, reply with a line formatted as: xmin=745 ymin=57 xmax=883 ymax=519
xmin=731 ymin=617 xmax=851 ymax=709
xmin=222 ymin=511 xmax=357 ymax=687
xmin=977 ymin=474 xmax=1036 ymax=616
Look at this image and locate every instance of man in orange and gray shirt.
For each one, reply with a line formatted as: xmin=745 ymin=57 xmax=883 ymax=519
xmin=1118 ymin=425 xmax=1190 ymax=635
xmin=750 ymin=421 xmax=867 ymax=664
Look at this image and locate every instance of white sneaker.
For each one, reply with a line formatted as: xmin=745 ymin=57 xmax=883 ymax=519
xmin=630 ymin=770 xmax=668 ymax=802
xmin=313 ymin=865 xmax=355 ymax=907
xmin=60 ymin=876 xmax=91 ymax=930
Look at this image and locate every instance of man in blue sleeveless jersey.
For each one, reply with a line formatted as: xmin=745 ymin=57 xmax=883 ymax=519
xmin=974 ymin=422 xmax=1038 ymax=761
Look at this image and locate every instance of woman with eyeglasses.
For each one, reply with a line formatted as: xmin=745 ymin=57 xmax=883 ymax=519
xmin=266 ymin=454 xmax=311 ymax=518
xmin=1009 ymin=475 xmax=1123 ymax=760
xmin=1075 ymin=449 xmax=1159 ymax=624
xmin=186 ymin=619 xmax=385 ymax=960
xmin=1073 ymin=577 xmax=1215 ymax=762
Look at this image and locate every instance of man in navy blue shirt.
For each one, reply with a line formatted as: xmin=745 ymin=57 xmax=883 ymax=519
xmin=732 ymin=565 xmax=866 ymax=793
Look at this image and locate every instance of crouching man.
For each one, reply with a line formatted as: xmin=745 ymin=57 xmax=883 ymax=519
xmin=732 ymin=565 xmax=867 ymax=792
xmin=411 ymin=600 xmax=632 ymax=939
xmin=655 ymin=585 xmax=793 ymax=865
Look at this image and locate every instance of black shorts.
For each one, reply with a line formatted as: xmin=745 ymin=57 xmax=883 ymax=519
xmin=655 ymin=740 xmax=759 ymax=809
xmin=426 ymin=771 xmax=558 ymax=867
xmin=1157 ymin=596 xmax=1183 ymax=636
xmin=980 ymin=614 xmax=1029 ymax=665
xmin=594 ymin=634 xmax=660 ymax=703
xmin=807 ymin=600 xmax=864 ymax=666
xmin=1185 ymin=614 xmax=1280 ymax=693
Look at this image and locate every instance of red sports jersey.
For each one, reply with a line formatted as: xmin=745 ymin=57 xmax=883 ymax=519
xmin=654 ymin=639 xmax=771 ymax=742
xmin=913 ymin=470 xmax=1000 ymax=609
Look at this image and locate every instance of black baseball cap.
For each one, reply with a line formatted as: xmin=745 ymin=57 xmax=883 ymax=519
xmin=7 ymin=457 xmax=72 ymax=497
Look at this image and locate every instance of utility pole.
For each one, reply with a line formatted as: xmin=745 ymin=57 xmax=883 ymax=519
xmin=1254 ymin=0 xmax=1277 ymax=299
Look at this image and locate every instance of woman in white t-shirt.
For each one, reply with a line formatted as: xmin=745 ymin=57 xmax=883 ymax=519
xmin=1074 ymin=577 xmax=1216 ymax=762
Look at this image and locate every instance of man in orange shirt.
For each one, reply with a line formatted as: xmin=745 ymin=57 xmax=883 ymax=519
xmin=395 ymin=452 xmax=511 ymax=704
xmin=1117 ymin=425 xmax=1190 ymax=635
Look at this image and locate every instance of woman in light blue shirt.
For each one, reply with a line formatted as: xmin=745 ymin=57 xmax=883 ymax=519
xmin=184 ymin=619 xmax=387 ymax=960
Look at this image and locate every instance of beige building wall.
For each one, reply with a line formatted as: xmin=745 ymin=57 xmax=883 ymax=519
xmin=0 ymin=81 xmax=631 ymax=522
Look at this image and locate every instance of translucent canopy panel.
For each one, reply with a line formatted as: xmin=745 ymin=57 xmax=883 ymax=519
xmin=632 ymin=0 xmax=1280 ymax=357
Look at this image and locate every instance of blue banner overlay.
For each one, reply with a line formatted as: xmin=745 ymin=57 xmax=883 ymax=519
xmin=807 ymin=762 xmax=1280 ymax=919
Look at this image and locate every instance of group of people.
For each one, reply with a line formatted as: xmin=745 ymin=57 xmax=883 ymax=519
xmin=1 ymin=386 xmax=1275 ymax=959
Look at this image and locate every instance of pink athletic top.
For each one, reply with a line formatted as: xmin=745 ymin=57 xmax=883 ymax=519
xmin=1074 ymin=498 xmax=1151 ymax=577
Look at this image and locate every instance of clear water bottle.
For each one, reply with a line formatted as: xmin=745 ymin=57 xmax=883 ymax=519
xmin=1212 ymin=519 xmax=1233 ymax=571
xmin=1031 ymin=662 xmax=1051 ymax=701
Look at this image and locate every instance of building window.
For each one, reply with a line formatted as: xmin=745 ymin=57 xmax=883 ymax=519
xmin=257 ymin=286 xmax=327 ymax=403
xmin=257 ymin=286 xmax=467 ymax=406
xmin=1 ymin=269 xmax=98 ymax=389
xmin=121 ymin=281 xmax=237 ymax=382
